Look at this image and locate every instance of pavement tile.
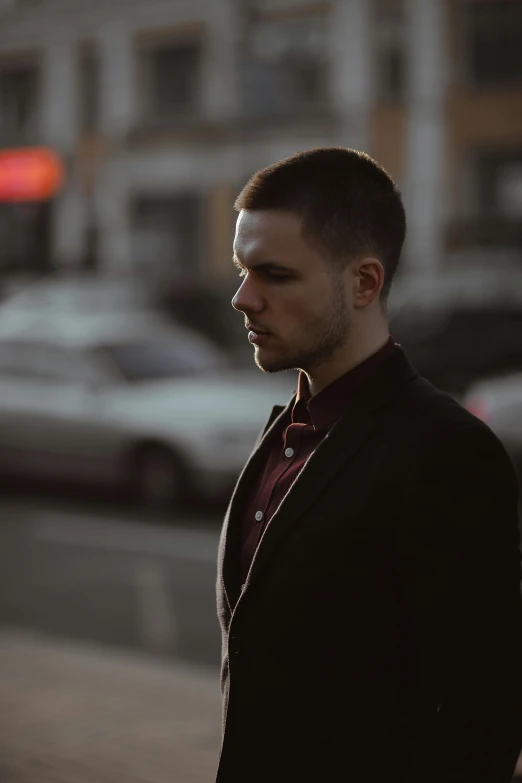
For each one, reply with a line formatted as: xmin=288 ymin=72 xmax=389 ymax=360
xmin=0 ymin=630 xmax=222 ymax=783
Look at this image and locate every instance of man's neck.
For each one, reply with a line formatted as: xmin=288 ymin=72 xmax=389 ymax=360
xmin=306 ymin=331 xmax=390 ymax=397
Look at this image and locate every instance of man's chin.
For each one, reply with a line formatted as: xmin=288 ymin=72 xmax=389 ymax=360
xmin=254 ymin=349 xmax=296 ymax=375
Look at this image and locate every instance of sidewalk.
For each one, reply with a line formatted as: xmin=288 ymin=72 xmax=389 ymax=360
xmin=0 ymin=630 xmax=222 ymax=783
xmin=2 ymin=629 xmax=522 ymax=783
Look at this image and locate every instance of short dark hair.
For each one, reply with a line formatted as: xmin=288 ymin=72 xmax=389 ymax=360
xmin=234 ymin=147 xmax=406 ymax=303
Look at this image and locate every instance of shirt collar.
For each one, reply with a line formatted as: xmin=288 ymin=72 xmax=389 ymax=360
xmin=293 ymin=336 xmax=398 ymax=431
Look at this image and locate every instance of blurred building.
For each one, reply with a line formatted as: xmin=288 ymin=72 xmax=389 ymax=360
xmin=0 ymin=0 xmax=520 ymax=294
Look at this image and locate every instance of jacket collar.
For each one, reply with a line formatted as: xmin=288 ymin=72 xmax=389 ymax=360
xmin=295 ymin=336 xmax=397 ymax=431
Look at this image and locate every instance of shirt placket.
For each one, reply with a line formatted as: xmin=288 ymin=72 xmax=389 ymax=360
xmin=249 ymin=421 xmax=308 ymax=549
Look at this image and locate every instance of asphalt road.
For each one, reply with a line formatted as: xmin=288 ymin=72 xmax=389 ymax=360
xmin=0 ymin=488 xmax=223 ymax=669
xmin=2 ymin=479 xmax=522 ymax=671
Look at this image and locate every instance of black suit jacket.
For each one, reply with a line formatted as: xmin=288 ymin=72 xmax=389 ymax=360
xmin=216 ymin=348 xmax=522 ymax=783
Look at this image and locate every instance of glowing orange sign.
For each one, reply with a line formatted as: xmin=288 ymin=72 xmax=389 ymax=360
xmin=0 ymin=147 xmax=65 ymax=202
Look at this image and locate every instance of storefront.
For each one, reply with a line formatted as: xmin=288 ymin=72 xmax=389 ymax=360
xmin=0 ymin=147 xmax=64 ymax=276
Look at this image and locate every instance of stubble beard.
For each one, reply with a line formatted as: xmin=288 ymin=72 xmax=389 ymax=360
xmin=254 ymin=281 xmax=351 ymax=375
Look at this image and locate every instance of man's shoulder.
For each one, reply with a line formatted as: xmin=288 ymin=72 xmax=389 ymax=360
xmin=400 ymin=374 xmax=513 ymax=473
xmin=403 ymin=374 xmax=487 ymax=431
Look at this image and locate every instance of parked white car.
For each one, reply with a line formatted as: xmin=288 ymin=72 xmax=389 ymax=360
xmin=463 ymin=372 xmax=522 ymax=477
xmin=0 ymin=305 xmax=295 ymax=506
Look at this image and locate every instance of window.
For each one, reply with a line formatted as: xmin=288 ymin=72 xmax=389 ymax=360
xmin=475 ymin=150 xmax=522 ymax=216
xmin=130 ymin=194 xmax=203 ymax=286
xmin=141 ymin=40 xmax=201 ymax=122
xmin=0 ymin=342 xmax=82 ymax=382
xmin=377 ymin=43 xmax=405 ymax=103
xmin=0 ymin=201 xmax=51 ymax=273
xmin=374 ymin=0 xmax=406 ymax=103
xmin=240 ymin=12 xmax=329 ymax=117
xmin=448 ymin=150 xmax=522 ymax=252
xmin=464 ymin=0 xmax=522 ymax=86
xmin=78 ymin=44 xmax=100 ymax=132
xmin=0 ymin=62 xmax=38 ymax=141
xmin=0 ymin=342 xmax=29 ymax=378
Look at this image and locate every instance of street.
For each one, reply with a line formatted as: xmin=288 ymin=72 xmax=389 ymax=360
xmin=2 ymin=486 xmax=522 ymax=782
xmin=0 ymin=487 xmax=223 ymax=669
xmin=0 ymin=486 xmax=226 ymax=782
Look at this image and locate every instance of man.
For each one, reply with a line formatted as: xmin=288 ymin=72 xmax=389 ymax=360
xmin=216 ymin=148 xmax=522 ymax=783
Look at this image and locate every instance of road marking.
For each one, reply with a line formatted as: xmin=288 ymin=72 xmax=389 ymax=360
xmin=136 ymin=560 xmax=177 ymax=655
xmin=31 ymin=510 xmax=220 ymax=563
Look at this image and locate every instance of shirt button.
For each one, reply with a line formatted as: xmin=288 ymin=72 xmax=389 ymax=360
xmin=285 ymin=447 xmax=294 ymax=458
xmin=255 ymin=510 xmax=264 ymax=522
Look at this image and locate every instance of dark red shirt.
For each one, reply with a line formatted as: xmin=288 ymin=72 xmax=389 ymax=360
xmin=240 ymin=336 xmax=398 ymax=584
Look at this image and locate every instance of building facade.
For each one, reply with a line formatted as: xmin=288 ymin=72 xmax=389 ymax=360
xmin=0 ymin=0 xmax=520 ymax=293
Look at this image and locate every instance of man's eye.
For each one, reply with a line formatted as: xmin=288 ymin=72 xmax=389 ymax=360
xmin=236 ymin=268 xmax=291 ymax=281
xmin=267 ymin=273 xmax=291 ymax=282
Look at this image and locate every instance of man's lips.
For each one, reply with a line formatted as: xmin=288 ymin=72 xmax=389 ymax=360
xmin=248 ymin=330 xmax=271 ymax=344
xmin=246 ymin=325 xmax=271 ymax=335
xmin=246 ymin=325 xmax=273 ymax=345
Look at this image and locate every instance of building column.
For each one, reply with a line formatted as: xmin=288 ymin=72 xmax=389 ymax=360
xmin=208 ymin=183 xmax=236 ymax=278
xmin=41 ymin=43 xmax=84 ymax=269
xmin=51 ymin=183 xmax=86 ymax=271
xmin=202 ymin=0 xmax=239 ymax=121
xmin=403 ymin=0 xmax=447 ymax=274
xmin=329 ymin=0 xmax=373 ymax=151
xmin=95 ymin=160 xmax=132 ymax=275
xmin=96 ymin=25 xmax=135 ymax=274
xmin=99 ymin=24 xmax=135 ymax=138
xmin=41 ymin=42 xmax=78 ymax=151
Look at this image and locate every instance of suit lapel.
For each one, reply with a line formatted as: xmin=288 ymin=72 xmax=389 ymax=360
xmin=242 ymin=404 xmax=376 ymax=594
xmin=218 ymin=400 xmax=293 ymax=612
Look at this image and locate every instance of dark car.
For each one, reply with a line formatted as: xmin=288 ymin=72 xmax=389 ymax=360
xmin=388 ymin=267 xmax=522 ymax=397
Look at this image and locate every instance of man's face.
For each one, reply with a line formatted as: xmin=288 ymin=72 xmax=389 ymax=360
xmin=232 ymin=209 xmax=354 ymax=375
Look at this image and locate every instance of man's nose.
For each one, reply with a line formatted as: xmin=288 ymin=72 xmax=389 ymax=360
xmin=231 ymin=278 xmax=263 ymax=313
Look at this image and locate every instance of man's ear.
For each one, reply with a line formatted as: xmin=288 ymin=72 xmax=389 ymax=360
xmin=353 ymin=258 xmax=385 ymax=308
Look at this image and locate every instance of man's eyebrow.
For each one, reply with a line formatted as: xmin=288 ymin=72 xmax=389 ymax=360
xmin=232 ymin=255 xmax=295 ymax=274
